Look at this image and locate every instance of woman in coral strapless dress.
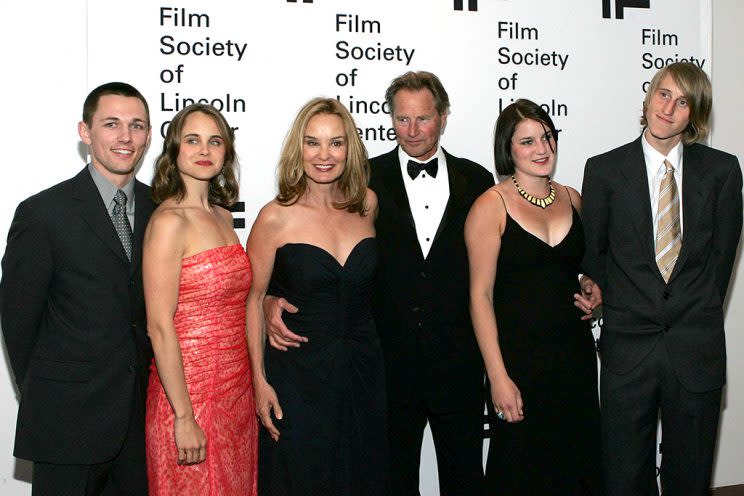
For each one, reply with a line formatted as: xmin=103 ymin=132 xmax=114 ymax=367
xmin=143 ymin=103 xmax=257 ymax=495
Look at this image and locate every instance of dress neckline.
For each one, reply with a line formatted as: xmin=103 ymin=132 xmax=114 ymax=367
xmin=278 ymin=237 xmax=375 ymax=269
xmin=505 ymin=206 xmax=578 ymax=249
xmin=182 ymin=243 xmax=242 ymax=261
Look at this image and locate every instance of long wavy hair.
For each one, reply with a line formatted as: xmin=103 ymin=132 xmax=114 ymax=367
xmin=151 ymin=104 xmax=239 ymax=207
xmin=276 ymin=98 xmax=369 ymax=215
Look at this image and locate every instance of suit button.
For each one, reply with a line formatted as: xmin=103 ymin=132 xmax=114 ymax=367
xmin=663 ymin=291 xmax=670 ymax=300
xmin=419 ymin=271 xmax=427 ymax=278
xmin=663 ymin=324 xmax=670 ymax=332
xmin=130 ymin=323 xmax=137 ymax=329
xmin=128 ymin=364 xmax=135 ymax=373
xmin=417 ymin=322 xmax=423 ymax=328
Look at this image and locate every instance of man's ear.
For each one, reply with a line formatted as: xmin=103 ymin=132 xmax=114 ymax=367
xmin=78 ymin=121 xmax=91 ymax=145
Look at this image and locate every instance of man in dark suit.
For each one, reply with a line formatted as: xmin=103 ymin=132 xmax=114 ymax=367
xmin=0 ymin=82 xmax=155 ymax=495
xmin=264 ymin=71 xmax=494 ymax=494
xmin=581 ymin=62 xmax=742 ymax=495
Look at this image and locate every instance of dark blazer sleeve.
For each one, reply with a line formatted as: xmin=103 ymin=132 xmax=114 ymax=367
xmin=0 ymin=198 xmax=54 ymax=390
xmin=581 ymin=156 xmax=610 ymax=288
xmin=712 ymin=156 xmax=743 ymax=300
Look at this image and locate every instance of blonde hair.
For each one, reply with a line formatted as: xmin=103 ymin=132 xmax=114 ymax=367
xmin=641 ymin=62 xmax=712 ymax=144
xmin=276 ymin=98 xmax=369 ymax=214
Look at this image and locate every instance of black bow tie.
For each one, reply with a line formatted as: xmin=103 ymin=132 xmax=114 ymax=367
xmin=407 ymin=158 xmax=439 ymax=180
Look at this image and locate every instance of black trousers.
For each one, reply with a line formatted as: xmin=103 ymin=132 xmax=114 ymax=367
xmin=601 ymin=337 xmax=721 ymax=496
xmin=32 ymin=377 xmax=147 ymax=496
xmin=388 ymin=398 xmax=484 ymax=496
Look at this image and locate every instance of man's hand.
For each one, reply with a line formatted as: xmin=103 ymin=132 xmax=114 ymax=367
xmin=574 ymin=275 xmax=603 ymax=321
xmin=263 ymin=295 xmax=306 ymax=351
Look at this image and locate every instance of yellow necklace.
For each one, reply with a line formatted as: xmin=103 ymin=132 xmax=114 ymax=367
xmin=511 ymin=175 xmax=555 ymax=209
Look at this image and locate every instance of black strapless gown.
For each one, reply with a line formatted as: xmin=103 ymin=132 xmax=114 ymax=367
xmin=259 ymin=237 xmax=389 ymax=495
xmin=486 ymin=208 xmax=601 ymax=495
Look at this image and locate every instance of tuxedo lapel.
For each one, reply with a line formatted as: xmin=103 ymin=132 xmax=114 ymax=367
xmin=433 ymin=150 xmax=466 ymax=244
xmin=374 ymin=149 xmax=417 ymax=233
xmin=71 ymin=169 xmax=130 ymax=264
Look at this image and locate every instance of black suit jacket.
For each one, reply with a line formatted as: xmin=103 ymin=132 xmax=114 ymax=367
xmin=369 ymin=147 xmax=494 ymax=411
xmin=582 ymin=136 xmax=742 ymax=392
xmin=0 ymin=167 xmax=155 ymax=464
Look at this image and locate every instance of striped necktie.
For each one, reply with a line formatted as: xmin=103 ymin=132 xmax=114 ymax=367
xmin=655 ymin=160 xmax=681 ymax=282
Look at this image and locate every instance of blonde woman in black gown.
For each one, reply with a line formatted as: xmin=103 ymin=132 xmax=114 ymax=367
xmin=466 ymin=99 xmax=602 ymax=495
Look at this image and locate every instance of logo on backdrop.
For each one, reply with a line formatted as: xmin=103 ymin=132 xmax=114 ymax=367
xmin=454 ymin=0 xmax=478 ymax=11
xmin=230 ymin=202 xmax=246 ymax=230
xmin=602 ymin=0 xmax=650 ymax=19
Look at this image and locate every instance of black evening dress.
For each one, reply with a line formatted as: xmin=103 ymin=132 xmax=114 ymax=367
xmin=259 ymin=237 xmax=390 ymax=495
xmin=486 ymin=207 xmax=601 ymax=495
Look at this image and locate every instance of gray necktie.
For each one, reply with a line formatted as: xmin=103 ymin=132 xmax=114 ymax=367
xmin=112 ymin=190 xmax=133 ymax=261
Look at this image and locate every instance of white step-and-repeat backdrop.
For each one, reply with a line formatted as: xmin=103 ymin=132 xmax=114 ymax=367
xmin=3 ymin=1 xmax=737 ymax=494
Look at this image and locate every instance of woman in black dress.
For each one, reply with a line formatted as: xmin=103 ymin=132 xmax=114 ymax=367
xmin=465 ymin=99 xmax=602 ymax=494
xmin=245 ymin=98 xmax=388 ymax=495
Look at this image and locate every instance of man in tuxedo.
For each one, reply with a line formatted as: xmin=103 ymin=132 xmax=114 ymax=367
xmin=581 ymin=62 xmax=742 ymax=495
xmin=0 ymin=82 xmax=155 ymax=495
xmin=264 ymin=71 xmax=494 ymax=494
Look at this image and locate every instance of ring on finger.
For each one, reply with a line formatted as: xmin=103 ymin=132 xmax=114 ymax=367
xmin=496 ymin=410 xmax=505 ymax=420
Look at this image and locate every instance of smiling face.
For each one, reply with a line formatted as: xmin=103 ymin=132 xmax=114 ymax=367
xmin=78 ymin=94 xmax=150 ymax=187
xmin=510 ymin=118 xmax=556 ymax=179
xmin=302 ymin=113 xmax=347 ymax=185
xmin=644 ymin=74 xmax=690 ymax=154
xmin=392 ymin=88 xmax=446 ymax=161
xmin=176 ymin=111 xmax=226 ymax=182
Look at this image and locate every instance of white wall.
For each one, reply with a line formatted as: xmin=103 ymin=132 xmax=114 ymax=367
xmin=0 ymin=1 xmax=741 ymax=493
xmin=710 ymin=0 xmax=744 ymax=487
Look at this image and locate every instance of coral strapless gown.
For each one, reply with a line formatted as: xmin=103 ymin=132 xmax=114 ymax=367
xmin=146 ymin=244 xmax=258 ymax=496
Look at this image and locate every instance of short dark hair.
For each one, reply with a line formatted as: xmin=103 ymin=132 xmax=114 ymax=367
xmin=384 ymin=71 xmax=450 ymax=116
xmin=641 ymin=62 xmax=712 ymax=144
xmin=151 ymin=104 xmax=239 ymax=207
xmin=493 ymin=99 xmax=558 ymax=176
xmin=82 ymin=82 xmax=150 ymax=127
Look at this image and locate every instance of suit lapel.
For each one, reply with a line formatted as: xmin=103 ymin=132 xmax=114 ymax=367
xmin=130 ymin=181 xmax=154 ymax=274
xmin=669 ymin=145 xmax=705 ymax=282
xmin=71 ymin=168 xmax=130 ymax=265
xmin=619 ymin=137 xmax=657 ymax=269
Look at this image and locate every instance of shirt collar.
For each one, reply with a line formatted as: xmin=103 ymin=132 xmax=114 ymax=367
xmin=398 ymin=145 xmax=445 ymax=168
xmin=641 ymin=133 xmax=684 ymax=176
xmin=87 ymin=163 xmax=135 ymax=211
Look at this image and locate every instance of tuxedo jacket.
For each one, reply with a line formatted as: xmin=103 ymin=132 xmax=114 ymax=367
xmin=0 ymin=167 xmax=155 ymax=464
xmin=582 ymin=136 xmax=742 ymax=392
xmin=369 ymin=147 xmax=494 ymax=411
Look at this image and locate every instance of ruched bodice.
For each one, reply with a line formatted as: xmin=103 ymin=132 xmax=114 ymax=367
xmin=260 ymin=237 xmax=389 ymax=495
xmin=146 ymin=244 xmax=258 ymax=496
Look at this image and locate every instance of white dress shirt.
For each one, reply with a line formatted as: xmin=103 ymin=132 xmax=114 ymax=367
xmin=642 ymin=134 xmax=684 ymax=239
xmin=398 ymin=146 xmax=450 ymax=258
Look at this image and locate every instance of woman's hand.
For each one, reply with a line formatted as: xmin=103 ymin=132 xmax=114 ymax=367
xmin=254 ymin=379 xmax=283 ymax=441
xmin=490 ymin=374 xmax=524 ymax=423
xmin=174 ymin=415 xmax=207 ymax=465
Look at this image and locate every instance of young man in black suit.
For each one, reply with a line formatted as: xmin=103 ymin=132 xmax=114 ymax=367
xmin=264 ymin=71 xmax=494 ymax=494
xmin=1 ymin=82 xmax=156 ymax=495
xmin=582 ymin=62 xmax=742 ymax=495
